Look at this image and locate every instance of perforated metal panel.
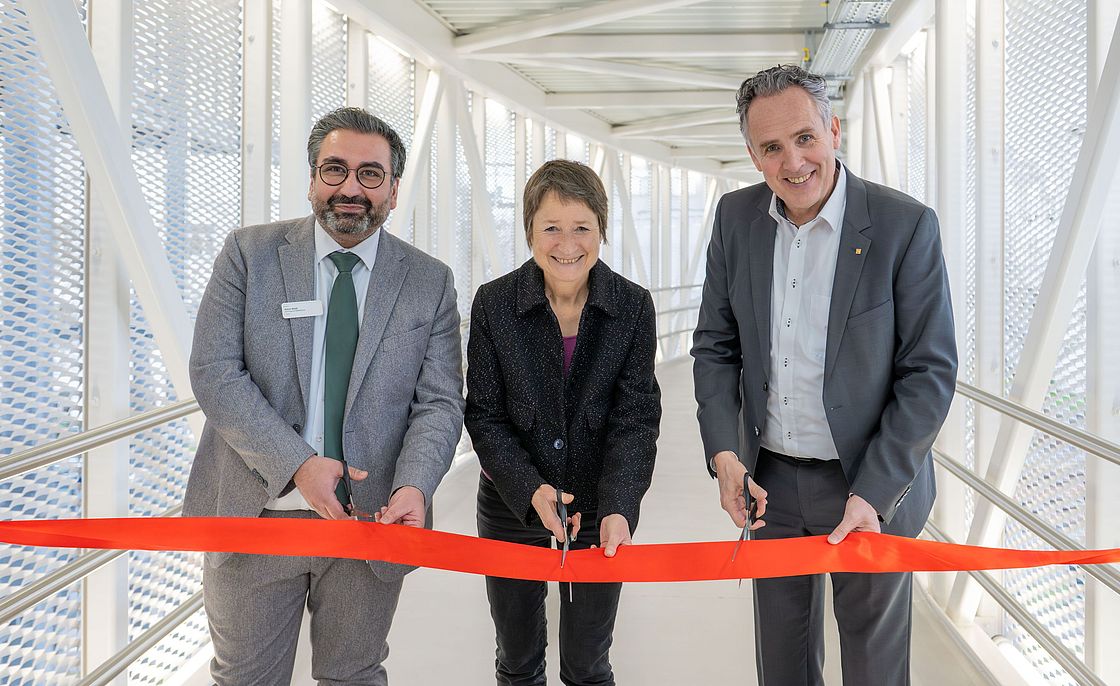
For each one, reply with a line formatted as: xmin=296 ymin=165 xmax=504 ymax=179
xmin=963 ymin=8 xmax=978 ymax=525
xmin=0 ymin=3 xmax=86 ymax=681
xmin=454 ymin=115 xmax=473 ymax=314
xmin=669 ymin=169 xmax=682 ymax=287
xmin=312 ymin=1 xmax=346 ymax=121
xmin=129 ymin=0 xmax=242 ymax=680
xmin=525 ymin=117 xmax=538 ymax=174
xmin=544 ymin=125 xmax=557 ymax=162
xmin=605 ymin=153 xmax=624 ymax=273
xmin=565 ymin=133 xmax=589 ymax=164
xmin=429 ymin=120 xmax=440 ymax=254
xmin=485 ymin=99 xmax=517 ymax=274
xmin=1002 ymin=1 xmax=1088 ymax=682
xmin=687 ymin=171 xmax=709 ymax=279
xmin=367 ymin=35 xmax=415 ymax=243
xmin=905 ymin=38 xmax=927 ymax=204
xmin=270 ymin=0 xmax=281 ymax=222
xmin=629 ymin=157 xmax=652 ymax=285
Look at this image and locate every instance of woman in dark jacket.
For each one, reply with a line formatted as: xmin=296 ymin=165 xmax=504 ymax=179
xmin=465 ymin=159 xmax=661 ymax=686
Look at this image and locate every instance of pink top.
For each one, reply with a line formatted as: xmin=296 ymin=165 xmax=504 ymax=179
xmin=562 ymin=335 xmax=578 ymax=377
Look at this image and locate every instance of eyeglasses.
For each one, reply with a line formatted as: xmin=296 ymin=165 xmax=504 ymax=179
xmin=314 ymin=162 xmax=388 ymax=189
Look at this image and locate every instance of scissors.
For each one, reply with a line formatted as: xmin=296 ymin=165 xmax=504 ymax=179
xmin=338 ymin=458 xmax=375 ymax=521
xmin=731 ymin=472 xmax=757 ymax=586
xmin=556 ymin=488 xmax=576 ymax=602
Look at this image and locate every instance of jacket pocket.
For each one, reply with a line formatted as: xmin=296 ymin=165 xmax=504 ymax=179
xmin=380 ymin=324 xmax=429 ymax=352
xmin=846 ymin=299 xmax=894 ymax=329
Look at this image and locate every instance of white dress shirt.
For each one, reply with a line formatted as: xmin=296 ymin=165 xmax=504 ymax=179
xmin=266 ymin=223 xmax=381 ymax=510
xmin=761 ymin=163 xmax=847 ymax=461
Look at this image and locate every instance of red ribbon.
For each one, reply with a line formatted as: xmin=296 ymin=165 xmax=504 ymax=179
xmin=0 ymin=517 xmax=1116 ymax=583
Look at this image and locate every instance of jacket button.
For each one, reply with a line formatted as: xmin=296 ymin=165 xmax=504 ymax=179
xmin=293 ymin=423 xmax=303 ymax=434
xmin=753 ymin=426 xmax=760 ymax=437
xmin=762 ymin=382 xmax=768 ymax=391
xmin=553 ymin=438 xmax=565 ymax=450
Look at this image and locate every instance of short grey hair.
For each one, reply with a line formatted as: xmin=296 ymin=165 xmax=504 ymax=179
xmin=736 ymin=65 xmax=832 ymax=146
xmin=306 ymin=107 xmax=407 ymax=181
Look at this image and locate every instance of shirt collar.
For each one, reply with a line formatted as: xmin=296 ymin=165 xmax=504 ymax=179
xmin=767 ymin=160 xmax=847 ymax=232
xmin=314 ymin=220 xmax=380 ymax=271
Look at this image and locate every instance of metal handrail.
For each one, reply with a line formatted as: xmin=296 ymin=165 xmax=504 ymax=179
xmin=656 ymin=304 xmax=702 ymax=317
xmin=648 ymin=284 xmax=702 ymax=293
xmin=658 ymin=326 xmax=696 ymax=339
xmin=956 ymin=381 xmax=1120 ymax=466
xmin=923 ymin=522 xmax=1107 ymax=686
xmin=0 ymin=399 xmax=201 ymax=482
xmin=932 ymin=449 xmax=1120 ymax=595
xmin=0 ymin=505 xmax=183 ymax=626
xmin=78 ymin=589 xmax=205 ymax=686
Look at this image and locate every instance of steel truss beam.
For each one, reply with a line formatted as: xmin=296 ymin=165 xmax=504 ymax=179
xmin=468 ymin=32 xmax=803 ymax=60
xmin=453 ymin=0 xmax=710 ymax=53
xmin=499 ymin=57 xmax=742 ymax=91
xmin=544 ymin=90 xmax=732 ymax=110
xmin=614 ymin=110 xmax=739 ymax=138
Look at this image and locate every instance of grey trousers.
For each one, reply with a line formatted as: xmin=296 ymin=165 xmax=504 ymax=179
xmin=202 ymin=510 xmax=404 ymax=686
xmin=751 ymin=449 xmax=916 ymax=686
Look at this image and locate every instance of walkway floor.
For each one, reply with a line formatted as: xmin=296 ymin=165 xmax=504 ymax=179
xmin=292 ymin=358 xmax=991 ymax=685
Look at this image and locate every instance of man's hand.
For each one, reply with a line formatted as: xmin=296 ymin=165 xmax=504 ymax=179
xmin=530 ymin=484 xmax=582 ymax=543
xmin=713 ymin=450 xmax=767 ymax=530
xmin=595 ymin=514 xmax=632 ymax=558
xmin=293 ymin=454 xmax=367 ymax=520
xmin=378 ymin=486 xmax=427 ymax=527
xmin=827 ymin=494 xmax=881 ymax=544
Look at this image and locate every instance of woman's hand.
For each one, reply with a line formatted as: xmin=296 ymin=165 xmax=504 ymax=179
xmin=595 ymin=514 xmax=632 ymax=558
xmin=530 ymin=484 xmax=582 ymax=542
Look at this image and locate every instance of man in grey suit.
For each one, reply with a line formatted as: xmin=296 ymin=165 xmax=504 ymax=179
xmin=184 ymin=107 xmax=465 ymax=685
xmin=691 ymin=65 xmax=957 ymax=685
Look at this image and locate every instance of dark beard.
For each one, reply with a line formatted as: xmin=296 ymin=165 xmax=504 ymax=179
xmin=312 ymin=194 xmax=390 ymax=236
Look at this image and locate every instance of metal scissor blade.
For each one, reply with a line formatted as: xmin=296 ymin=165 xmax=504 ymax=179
xmin=731 ymin=524 xmax=749 ymax=562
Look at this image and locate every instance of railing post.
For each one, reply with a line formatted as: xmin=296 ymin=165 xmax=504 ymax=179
xmin=84 ymin=1 xmax=134 ymax=680
xmin=1085 ymin=1 xmax=1120 ymax=680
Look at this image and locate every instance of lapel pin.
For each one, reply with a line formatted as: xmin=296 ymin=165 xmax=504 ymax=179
xmin=855 ymin=248 xmax=862 ymax=255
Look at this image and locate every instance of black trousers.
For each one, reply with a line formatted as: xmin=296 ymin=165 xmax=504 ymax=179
xmin=751 ymin=448 xmax=915 ymax=686
xmin=476 ymin=474 xmax=622 ymax=686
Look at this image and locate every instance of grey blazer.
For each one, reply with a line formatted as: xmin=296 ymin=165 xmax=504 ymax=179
xmin=691 ymin=169 xmax=957 ymax=535
xmin=184 ymin=216 xmax=465 ymax=578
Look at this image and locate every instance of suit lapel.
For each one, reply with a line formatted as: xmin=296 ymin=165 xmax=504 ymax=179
xmin=345 ymin=229 xmax=409 ymax=415
xmin=825 ymin=173 xmax=872 ymax=383
xmin=748 ymin=208 xmax=776 ymax=379
xmin=278 ymin=216 xmax=317 ymax=408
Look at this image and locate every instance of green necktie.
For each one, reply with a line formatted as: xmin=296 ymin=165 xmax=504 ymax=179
xmin=324 ymin=250 xmax=362 ymax=505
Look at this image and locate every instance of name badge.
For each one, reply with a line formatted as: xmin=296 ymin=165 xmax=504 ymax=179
xmin=281 ymin=300 xmax=324 ymax=319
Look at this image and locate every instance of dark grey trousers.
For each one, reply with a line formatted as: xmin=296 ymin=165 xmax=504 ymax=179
xmin=202 ymin=509 xmax=404 ymax=686
xmin=476 ymin=474 xmax=622 ymax=686
xmin=751 ymin=448 xmax=915 ymax=686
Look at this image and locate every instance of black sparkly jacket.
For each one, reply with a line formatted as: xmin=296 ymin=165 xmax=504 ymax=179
xmin=465 ymin=258 xmax=662 ymax=529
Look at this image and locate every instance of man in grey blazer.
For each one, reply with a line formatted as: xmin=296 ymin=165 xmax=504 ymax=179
xmin=691 ymin=66 xmax=957 ymax=685
xmin=184 ymin=107 xmax=465 ymax=685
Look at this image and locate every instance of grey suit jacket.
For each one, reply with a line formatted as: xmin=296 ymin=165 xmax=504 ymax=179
xmin=184 ymin=216 xmax=465 ymax=578
xmin=691 ymin=169 xmax=957 ymax=535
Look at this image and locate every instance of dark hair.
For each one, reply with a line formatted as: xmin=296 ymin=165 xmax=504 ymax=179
xmin=306 ymin=107 xmax=407 ymax=180
xmin=522 ymin=160 xmax=609 ymax=246
xmin=736 ymin=64 xmax=832 ymax=148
